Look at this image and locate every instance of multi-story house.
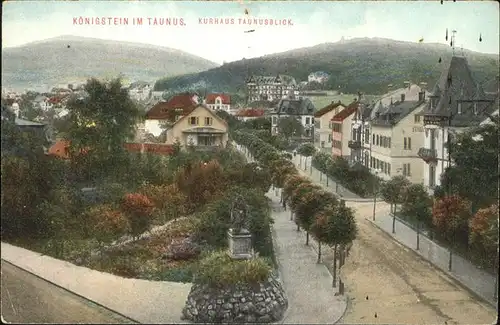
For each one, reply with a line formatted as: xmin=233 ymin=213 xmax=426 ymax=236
xmin=204 ymin=93 xmax=231 ymax=112
xmin=271 ymin=97 xmax=315 ymax=139
xmin=313 ymin=101 xmax=345 ymax=153
xmin=246 ymin=75 xmax=299 ymax=103
xmin=128 ymin=82 xmax=152 ymax=102
xmin=368 ymin=91 xmax=427 ymax=183
xmin=144 ymin=92 xmax=199 ymax=136
xmin=165 ymin=104 xmax=228 ymax=150
xmin=348 ymin=95 xmax=373 ymax=166
xmin=308 ymin=71 xmax=330 ymax=84
xmin=331 ymin=101 xmax=359 ymax=159
xmin=418 ymin=55 xmax=496 ymax=192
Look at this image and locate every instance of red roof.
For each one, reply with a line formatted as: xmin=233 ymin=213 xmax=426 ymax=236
xmin=146 ymin=93 xmax=198 ymax=120
xmin=48 ymin=140 xmax=71 ymax=159
xmin=236 ymin=108 xmax=265 ymax=117
xmin=205 ymin=93 xmax=231 ymax=105
xmin=331 ymin=101 xmax=359 ymax=122
xmin=314 ymin=101 xmax=344 ymax=117
xmin=48 ymin=97 xmax=62 ymax=104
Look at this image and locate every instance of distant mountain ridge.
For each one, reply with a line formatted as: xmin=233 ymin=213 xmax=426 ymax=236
xmin=1 ymin=35 xmax=219 ymax=92
xmin=153 ymin=37 xmax=499 ymax=95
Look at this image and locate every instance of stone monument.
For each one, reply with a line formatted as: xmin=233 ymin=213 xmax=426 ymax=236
xmin=228 ymin=195 xmax=253 ymax=260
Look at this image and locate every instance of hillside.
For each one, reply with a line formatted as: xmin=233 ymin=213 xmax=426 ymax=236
xmin=1 ymin=35 xmax=219 ymax=92
xmin=154 ymin=37 xmax=499 ymax=95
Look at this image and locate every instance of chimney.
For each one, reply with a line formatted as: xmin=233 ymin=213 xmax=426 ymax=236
xmin=418 ymin=91 xmax=425 ymax=102
xmin=401 ymin=94 xmax=405 ymax=102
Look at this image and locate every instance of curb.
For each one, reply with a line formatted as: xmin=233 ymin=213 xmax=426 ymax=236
xmin=365 ymin=218 xmax=498 ymax=310
xmin=293 ymin=227 xmax=349 ymax=324
xmin=0 ymin=259 xmax=141 ymax=324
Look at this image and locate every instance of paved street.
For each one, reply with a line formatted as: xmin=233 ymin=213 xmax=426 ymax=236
xmin=267 ymin=191 xmax=347 ymax=324
xmin=1 ymin=260 xmax=135 ymax=324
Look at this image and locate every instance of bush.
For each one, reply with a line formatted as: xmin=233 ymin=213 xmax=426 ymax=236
xmin=195 ymin=250 xmax=271 ymax=288
xmin=156 ymin=265 xmax=195 ymax=283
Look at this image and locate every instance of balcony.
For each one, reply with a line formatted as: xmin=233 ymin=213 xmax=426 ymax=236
xmin=418 ymin=147 xmax=438 ymax=164
xmin=348 ymin=140 xmax=362 ymax=150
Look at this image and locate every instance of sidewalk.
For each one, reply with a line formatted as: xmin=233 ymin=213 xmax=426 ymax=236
xmin=1 ymin=242 xmax=192 ymax=324
xmin=292 ymin=155 xmax=372 ymax=202
xmin=369 ymin=212 xmax=498 ymax=307
xmin=266 ymin=191 xmax=347 ymax=324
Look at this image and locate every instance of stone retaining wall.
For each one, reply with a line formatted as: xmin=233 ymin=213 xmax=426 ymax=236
xmin=181 ymin=275 xmax=288 ymax=323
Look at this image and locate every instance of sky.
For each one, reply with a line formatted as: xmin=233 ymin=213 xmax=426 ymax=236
xmin=2 ymin=1 xmax=499 ymax=64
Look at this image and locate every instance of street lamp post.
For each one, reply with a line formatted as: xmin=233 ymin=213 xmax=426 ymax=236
xmin=372 ymin=169 xmax=381 ymax=221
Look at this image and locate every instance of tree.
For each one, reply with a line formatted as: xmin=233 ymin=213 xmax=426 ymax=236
xmin=401 ymin=184 xmax=432 ymax=250
xmin=297 ymin=143 xmax=316 ymax=171
xmin=380 ymin=175 xmax=411 ymax=233
xmin=291 ymin=183 xmax=323 ymax=237
xmin=227 ymin=162 xmax=272 ymax=193
xmin=432 ymin=195 xmax=472 ymax=244
xmin=469 ymin=204 xmax=498 ymax=253
xmin=65 ymin=78 xmax=142 ymax=182
xmin=440 ymin=123 xmax=499 ymax=213
xmin=296 ymin=189 xmax=338 ymax=246
xmin=277 ymin=116 xmax=304 ymax=141
xmin=121 ymin=193 xmax=154 ymax=240
xmin=317 ymin=201 xmax=358 ymax=287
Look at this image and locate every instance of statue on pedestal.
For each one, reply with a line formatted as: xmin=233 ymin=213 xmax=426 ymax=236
xmin=230 ymin=195 xmax=249 ymax=234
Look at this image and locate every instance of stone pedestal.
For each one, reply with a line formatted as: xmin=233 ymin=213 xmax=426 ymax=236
xmin=228 ymin=228 xmax=253 ymax=260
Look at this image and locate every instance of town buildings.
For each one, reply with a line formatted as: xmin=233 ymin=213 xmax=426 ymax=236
xmin=313 ymin=101 xmax=345 ymax=153
xmin=368 ymin=91 xmax=427 ymax=182
xmin=144 ymin=92 xmax=199 ymax=137
xmin=245 ymin=75 xmax=299 ymax=103
xmin=308 ymin=71 xmax=330 ymax=84
xmin=204 ymin=93 xmax=231 ymax=112
xmin=271 ymin=97 xmax=315 ymax=139
xmin=128 ymin=82 xmax=152 ymax=102
xmin=418 ymin=55 xmax=496 ymax=192
xmin=165 ymin=104 xmax=228 ymax=149
xmin=331 ymin=101 xmax=359 ymax=159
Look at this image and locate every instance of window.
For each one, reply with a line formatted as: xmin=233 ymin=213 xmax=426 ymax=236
xmin=414 ymin=115 xmax=421 ymax=123
xmin=272 ymin=116 xmax=278 ymax=125
xmin=404 ymin=137 xmax=407 ymax=149
xmin=388 ymin=138 xmax=391 ymax=148
xmin=376 ymin=135 xmax=380 ymax=146
xmin=306 ymin=117 xmax=311 ymax=125
xmin=408 ymin=137 xmax=411 ymax=150
xmin=474 ymin=103 xmax=478 ymax=115
xmin=372 ymin=134 xmax=375 ymax=144
xmin=403 ymin=163 xmax=411 ymax=176
xmin=388 ymin=164 xmax=391 ymax=175
xmin=457 ymin=102 xmax=462 ymax=115
xmin=365 ymin=129 xmax=370 ymax=144
xmin=189 ymin=116 xmax=198 ymax=125
xmin=204 ymin=117 xmax=213 ymax=126
xmin=328 ymin=134 xmax=332 ymax=142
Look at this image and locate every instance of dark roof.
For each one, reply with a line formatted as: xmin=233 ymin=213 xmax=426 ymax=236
xmin=423 ymin=55 xmax=495 ymax=126
xmin=246 ymin=74 xmax=296 ymax=86
xmin=331 ymin=101 xmax=358 ymax=122
xmin=371 ymin=100 xmax=425 ymax=127
xmin=274 ymin=98 xmax=315 ymax=115
xmin=314 ymin=101 xmax=344 ymax=117
xmin=481 ymin=75 xmax=499 ymax=95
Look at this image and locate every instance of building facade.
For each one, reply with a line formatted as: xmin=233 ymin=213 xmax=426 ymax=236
xmin=331 ymin=101 xmax=358 ymax=159
xmin=368 ymin=93 xmax=427 ymax=183
xmin=204 ymin=93 xmax=231 ymax=112
xmin=271 ymin=97 xmax=315 ymax=139
xmin=246 ymin=75 xmax=299 ymax=103
xmin=419 ymin=55 xmax=496 ymax=192
xmin=165 ymin=104 xmax=228 ymax=149
xmin=313 ymin=101 xmax=345 ymax=152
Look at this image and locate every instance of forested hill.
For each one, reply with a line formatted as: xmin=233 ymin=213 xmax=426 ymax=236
xmin=154 ymin=37 xmax=499 ymax=95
